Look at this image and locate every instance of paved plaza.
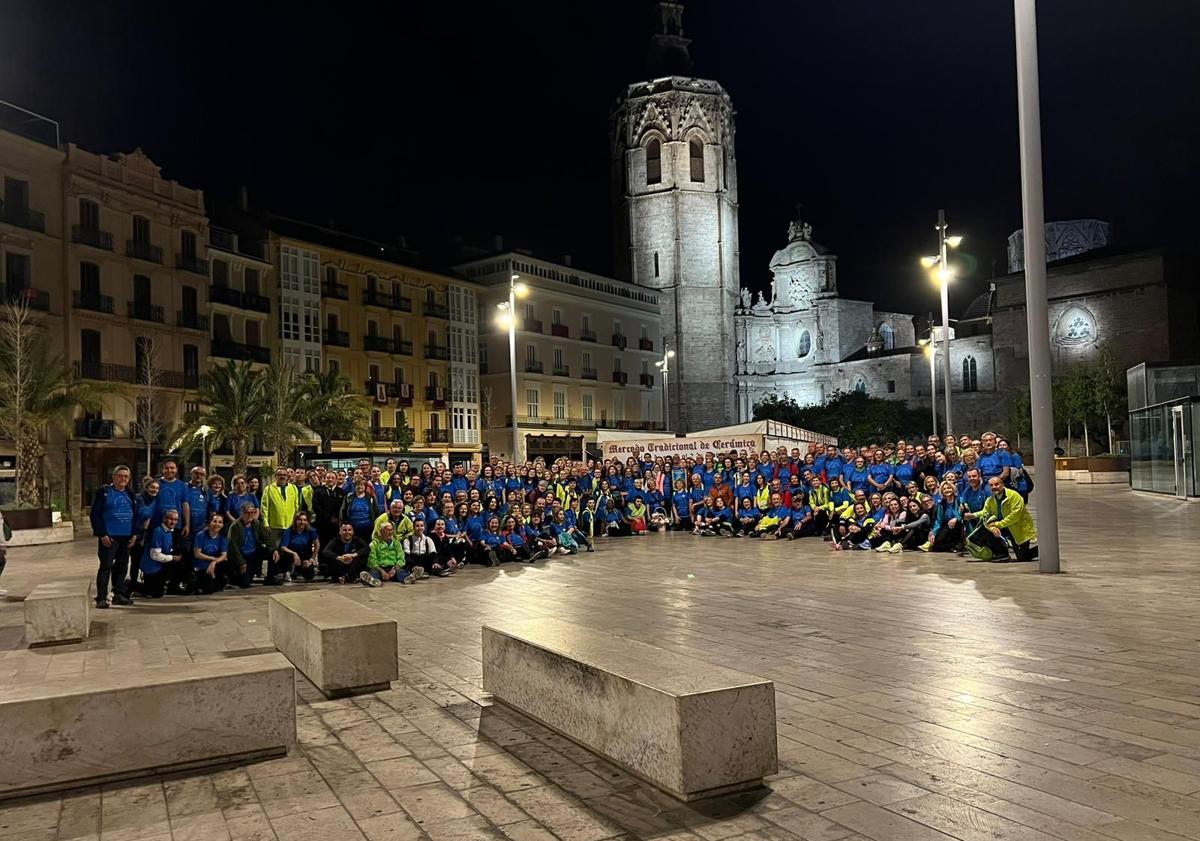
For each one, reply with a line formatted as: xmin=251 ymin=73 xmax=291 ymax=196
xmin=2 ymin=482 xmax=1199 ymax=841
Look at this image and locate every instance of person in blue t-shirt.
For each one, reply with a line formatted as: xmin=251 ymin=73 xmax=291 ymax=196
xmin=184 ymin=466 xmax=211 ymax=543
xmin=154 ymin=457 xmax=187 ymax=533
xmin=735 ymin=496 xmax=760 ymax=535
xmin=1000 ymin=439 xmax=1032 ymax=500
xmin=959 ymin=468 xmax=990 ymax=520
xmin=867 ymin=452 xmax=894 ymax=494
xmin=89 ymin=464 xmax=138 ymax=608
xmin=192 ymin=511 xmax=230 ymax=594
xmin=143 ymin=509 xmax=183 ymax=598
xmin=670 ymin=479 xmax=692 ymax=531
xmin=845 ymin=457 xmax=871 ymax=494
xmin=279 ymin=511 xmax=321 ymax=582
xmin=976 ymin=432 xmax=1012 ymax=484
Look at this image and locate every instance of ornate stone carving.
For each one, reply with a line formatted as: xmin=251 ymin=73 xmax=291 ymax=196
xmin=739 ymin=288 xmax=751 ymax=310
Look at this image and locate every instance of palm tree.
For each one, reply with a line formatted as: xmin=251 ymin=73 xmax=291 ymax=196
xmin=0 ymin=300 xmax=111 ymax=506
xmin=175 ymin=359 xmax=264 ymax=476
xmin=302 ymin=368 xmax=371 ymax=454
xmin=259 ymin=363 xmax=313 ymax=466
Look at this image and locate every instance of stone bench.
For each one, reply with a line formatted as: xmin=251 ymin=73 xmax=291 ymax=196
xmin=269 ymin=591 xmax=399 ymax=698
xmin=0 ymin=653 xmax=295 ymax=800
xmin=24 ymin=578 xmax=92 ymax=645
xmin=482 ymin=617 xmax=777 ymax=801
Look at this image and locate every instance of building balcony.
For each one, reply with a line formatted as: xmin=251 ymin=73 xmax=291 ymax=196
xmin=580 ymin=329 xmax=597 ymax=343
xmin=424 ymin=302 xmax=449 ymax=319
xmin=208 ymin=226 xmax=267 ymax=261
xmin=5 ymin=285 xmax=49 ymax=311
xmin=127 ymin=301 xmax=165 ymax=323
xmin=638 ymin=337 xmax=654 ymax=351
xmin=525 ymin=361 xmax=544 ymax=374
xmin=581 ymin=367 xmax=597 ymax=380
xmin=396 ymin=382 xmax=414 ymax=406
xmin=242 ymin=292 xmax=270 ymax=313
xmin=211 ymin=339 xmax=270 ymax=364
xmin=176 ymin=254 xmax=209 ymax=275
xmin=550 ymin=323 xmax=570 ymax=338
xmin=553 ymin=365 xmax=570 ymax=377
xmin=612 ymin=371 xmax=628 ymax=385
xmin=74 ymin=418 xmax=115 ymax=440
xmin=363 ymin=289 xmax=412 ymax=312
xmin=209 ymin=284 xmax=243 ymax=307
xmin=369 ymin=426 xmax=392 ymax=441
xmin=395 ymin=339 xmax=414 ymax=356
xmin=364 ymin=335 xmax=393 ymax=354
xmin=425 ymin=428 xmax=450 ymax=444
xmin=176 ymin=311 xmax=209 ymax=331
xmin=72 ymin=225 xmax=114 ymax=251
xmin=0 ymin=200 xmax=46 ymax=233
xmin=611 ymin=333 xmax=627 ymax=349
xmin=321 ymin=280 xmax=349 ymax=300
xmin=75 ymin=361 xmax=197 ymax=389
xmin=505 ymin=416 xmax=667 ymax=432
xmin=426 ymin=343 xmax=450 ymax=361
xmin=640 ymin=373 xmax=655 ymax=387
xmin=126 ymin=239 xmax=163 ymax=264
xmin=72 ymin=290 xmax=114 ymax=314
xmin=425 ymin=386 xmax=447 ymax=407
xmin=523 ymin=318 xmax=543 ymax=334
xmin=323 ymin=328 xmax=350 ymax=348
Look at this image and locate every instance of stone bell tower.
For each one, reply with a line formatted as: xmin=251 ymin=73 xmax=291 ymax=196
xmin=611 ymin=1 xmax=740 ymax=433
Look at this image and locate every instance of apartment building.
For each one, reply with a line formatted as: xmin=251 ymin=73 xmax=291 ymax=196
xmin=207 ymin=225 xmax=273 ymax=367
xmin=457 ymin=253 xmax=666 ymax=462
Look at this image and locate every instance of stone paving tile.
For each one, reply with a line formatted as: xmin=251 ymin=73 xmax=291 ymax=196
xmin=169 ymin=808 xmax=231 ymax=841
xmin=367 ymin=757 xmax=443 ymax=791
xmin=507 ymin=786 xmax=624 ymax=841
xmin=269 ymin=805 xmax=365 ymax=841
xmin=224 ymin=804 xmax=276 ymax=841
xmin=327 ymin=771 xmax=405 ymax=821
xmin=0 ymin=797 xmax=60 ymax=836
xmin=356 ymin=810 xmax=428 ymax=841
xmin=395 ymin=782 xmax=481 ymax=827
xmin=250 ymin=769 xmax=339 ymax=819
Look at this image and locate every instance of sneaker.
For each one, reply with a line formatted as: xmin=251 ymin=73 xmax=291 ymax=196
xmin=585 ymin=546 xmax=594 ymax=552
xmin=874 ymin=542 xmax=892 ymax=553
xmin=95 ymin=600 xmax=110 ymax=609
xmin=413 ymin=566 xmax=428 ymax=580
xmin=918 ymin=541 xmax=931 ymax=552
xmin=112 ymin=593 xmax=134 ymax=606
xmin=359 ymin=570 xmax=377 ymax=587
xmin=557 ymin=546 xmax=571 ymax=555
xmin=283 ymin=572 xmax=292 ymax=583
xmin=888 ymin=543 xmax=903 ymax=554
xmin=401 ymin=574 xmax=416 ymax=584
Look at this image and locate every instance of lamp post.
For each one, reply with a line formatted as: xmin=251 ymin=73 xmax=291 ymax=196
xmin=197 ymin=424 xmax=212 ymax=474
xmin=654 ymin=345 xmax=675 ymax=431
xmin=921 ymin=341 xmax=937 ymax=438
xmin=921 ymin=210 xmax=962 ymax=437
xmin=1014 ymin=0 xmax=1060 ymax=573
xmin=496 ymin=274 xmax=528 ymax=463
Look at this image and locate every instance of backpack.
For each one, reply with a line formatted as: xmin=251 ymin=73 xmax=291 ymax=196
xmin=964 ymin=517 xmax=999 ymax=561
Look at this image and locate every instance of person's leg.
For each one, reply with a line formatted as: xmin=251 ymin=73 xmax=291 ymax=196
xmin=0 ymin=547 xmax=6 ymax=594
xmin=295 ymin=560 xmax=317 ymax=581
xmin=95 ymin=539 xmax=117 ymax=606
xmin=111 ymin=537 xmax=133 ymax=602
xmin=142 ymin=570 xmax=166 ymax=598
xmin=1004 ymin=529 xmax=1038 ymax=561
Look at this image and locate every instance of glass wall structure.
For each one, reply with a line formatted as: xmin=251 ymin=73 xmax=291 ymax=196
xmin=1128 ymin=363 xmax=1199 ymax=498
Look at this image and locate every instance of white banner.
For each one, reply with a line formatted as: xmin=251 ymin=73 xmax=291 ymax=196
xmin=602 ymin=434 xmax=765 ymax=461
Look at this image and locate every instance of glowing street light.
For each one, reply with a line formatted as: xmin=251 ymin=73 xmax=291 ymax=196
xmin=496 ymin=274 xmax=529 ymax=462
xmin=654 ymin=346 xmax=676 ymax=430
xmin=919 ymin=208 xmax=961 ymax=436
xmin=920 ymin=340 xmax=936 ymax=438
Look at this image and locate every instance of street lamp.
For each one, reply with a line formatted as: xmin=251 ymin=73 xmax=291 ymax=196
xmin=654 ymin=345 xmax=675 ymax=431
xmin=496 ymin=274 xmax=528 ymax=463
xmin=921 ymin=208 xmax=961 ymax=437
xmin=920 ymin=340 xmax=936 ymax=438
xmin=197 ymin=424 xmax=213 ymax=474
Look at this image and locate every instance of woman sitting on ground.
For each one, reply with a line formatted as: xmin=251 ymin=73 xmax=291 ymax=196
xmin=192 ymin=512 xmax=230 ymax=594
xmin=278 ymin=511 xmax=320 ymax=582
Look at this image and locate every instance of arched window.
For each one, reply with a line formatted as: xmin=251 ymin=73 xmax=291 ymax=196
xmin=653 ymin=252 xmax=660 ymax=278
xmin=646 ymin=139 xmax=661 ymax=185
xmin=880 ymin=322 xmax=895 ymax=350
xmin=853 ymin=376 xmax=867 ymax=395
xmin=689 ymin=137 xmax=704 ymax=182
xmin=962 ymin=356 xmax=978 ymax=392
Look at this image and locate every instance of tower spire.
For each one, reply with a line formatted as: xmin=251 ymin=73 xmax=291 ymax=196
xmin=647 ymin=1 xmax=693 ymax=76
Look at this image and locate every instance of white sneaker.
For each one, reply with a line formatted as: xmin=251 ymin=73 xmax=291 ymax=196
xmin=874 ymin=542 xmax=892 ymax=553
xmin=359 ymin=570 xmax=380 ymax=587
xmin=282 ymin=572 xmax=293 ymax=585
xmin=889 ymin=543 xmax=904 ymax=554
xmin=557 ymin=547 xmax=571 ymax=555
xmin=413 ymin=567 xmax=428 ymax=580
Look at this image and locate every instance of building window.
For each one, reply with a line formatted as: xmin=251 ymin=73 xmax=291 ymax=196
xmin=582 ymin=350 xmax=592 ymax=372
xmin=887 ymin=380 xmax=896 ymax=394
xmin=880 ymin=322 xmax=895 ymax=350
xmin=653 ymin=252 xmax=659 ymax=278
xmin=526 ymin=344 xmax=537 ymax=367
xmin=245 ymin=267 xmax=260 ymax=296
xmin=553 ymin=391 xmax=566 ymax=420
xmin=79 ymin=199 xmax=100 ymax=230
xmin=582 ymin=392 xmax=594 ymax=422
xmin=553 ymin=347 xmax=564 ymax=370
xmin=303 ymin=301 xmax=320 ymax=343
xmin=523 ymin=303 xmax=535 ymax=322
xmin=304 ymin=349 xmax=320 ymax=373
xmin=184 ymin=400 xmax=199 ymax=417
xmin=797 ymin=330 xmax=811 ymax=358
xmin=582 ymin=313 xmax=591 ymax=334
xmin=369 ymin=363 xmax=380 ymax=381
xmin=281 ymin=245 xmax=319 ymax=294
xmin=183 ymin=344 xmax=198 ymax=378
xmin=646 ymin=138 xmax=661 ymax=185
xmin=325 ymin=266 xmax=337 ymax=286
xmin=552 ymin=307 xmax=563 ymax=326
xmin=614 ymin=357 xmax=622 ymax=374
xmin=180 ymin=230 xmax=197 ymax=258
xmin=963 ymin=356 xmax=978 ymax=392
xmin=79 ymin=261 xmax=101 ymax=296
xmin=280 ymin=301 xmax=300 ymax=340
xmin=132 ymin=216 xmax=151 ymax=245
xmin=328 ymin=358 xmax=339 ymax=374
xmin=613 ymin=392 xmax=625 ymax=422
xmin=853 ymin=376 xmax=867 ymax=395
xmin=211 ymin=260 xmax=229 ymax=286
xmin=689 ymin=137 xmax=704 ymax=182
xmin=526 ymin=388 xmax=539 ymax=419
xmin=5 ymin=252 xmax=30 ymax=290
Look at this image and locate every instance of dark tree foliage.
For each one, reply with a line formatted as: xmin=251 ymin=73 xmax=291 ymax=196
xmin=753 ymin=390 xmax=931 ymax=444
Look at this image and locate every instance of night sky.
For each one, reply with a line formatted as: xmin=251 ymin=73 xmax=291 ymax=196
xmin=3 ymin=0 xmax=1198 ymax=319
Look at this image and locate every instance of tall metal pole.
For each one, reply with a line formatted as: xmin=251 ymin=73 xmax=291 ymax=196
xmin=661 ymin=362 xmax=669 ymax=431
xmin=937 ymin=209 xmax=954 ymax=436
xmin=1014 ymin=0 xmax=1060 ymax=573
xmin=507 ymin=281 xmax=520 ymax=464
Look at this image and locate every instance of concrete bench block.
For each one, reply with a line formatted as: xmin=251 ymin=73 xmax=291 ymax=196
xmin=268 ymin=591 xmax=398 ymax=698
xmin=0 ymin=653 xmax=296 ymax=800
xmin=483 ymin=617 xmax=777 ymax=802
xmin=24 ymin=578 xmax=92 ymax=645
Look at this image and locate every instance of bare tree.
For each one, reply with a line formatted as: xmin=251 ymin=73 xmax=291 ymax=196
xmin=480 ymin=385 xmax=493 ymax=431
xmin=136 ymin=335 xmax=170 ymax=476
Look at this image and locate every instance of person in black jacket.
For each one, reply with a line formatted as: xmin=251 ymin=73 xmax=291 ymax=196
xmin=310 ymin=472 xmax=344 ymax=547
xmin=89 ymin=465 xmax=138 ymax=608
xmin=319 ymin=522 xmax=370 ymax=583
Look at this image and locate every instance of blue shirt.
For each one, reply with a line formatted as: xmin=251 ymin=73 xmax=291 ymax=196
xmin=227 ymin=492 xmax=256 ymax=519
xmin=155 ymin=478 xmax=187 ymax=527
xmin=193 ymin=531 xmax=228 ymax=571
xmin=977 ymin=449 xmax=1011 ymax=481
xmin=346 ymin=495 xmax=375 ymax=527
xmin=143 ymin=526 xmax=175 ymax=574
xmin=846 ymin=467 xmax=870 ymax=493
xmin=184 ymin=483 xmax=210 ymax=532
xmin=240 ymin=522 xmax=258 ymax=555
xmin=283 ymin=527 xmax=317 ymax=555
xmin=100 ymin=486 xmax=135 ymax=537
xmin=960 ymin=482 xmax=989 ymax=514
xmin=738 ymin=506 xmax=760 ymax=521
xmin=868 ymin=464 xmax=894 ymax=488
xmin=671 ymin=491 xmax=690 ymax=518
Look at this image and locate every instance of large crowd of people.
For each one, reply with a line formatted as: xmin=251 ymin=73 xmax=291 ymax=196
xmin=85 ymin=430 xmax=1038 ymax=608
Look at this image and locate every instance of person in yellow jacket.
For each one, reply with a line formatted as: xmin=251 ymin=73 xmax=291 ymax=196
xmin=807 ymin=475 xmax=834 ymax=536
xmin=968 ymin=476 xmax=1038 ymax=562
xmin=260 ymin=468 xmax=301 ymax=545
xmin=373 ymin=498 xmax=415 ymax=542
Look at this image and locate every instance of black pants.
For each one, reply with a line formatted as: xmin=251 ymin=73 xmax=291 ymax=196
xmin=931 ymin=523 xmax=963 ymax=552
xmin=973 ymin=526 xmax=1039 ymax=561
xmin=407 ymin=550 xmax=437 ymax=571
xmin=193 ymin=560 xmax=237 ymax=594
xmin=438 ymin=540 xmax=467 ymax=565
xmin=232 ymin=550 xmax=274 ymax=588
xmin=96 ymin=536 xmax=133 ymax=601
xmin=898 ymin=524 xmax=931 ymax=549
xmin=323 ymin=554 xmax=367 ymax=582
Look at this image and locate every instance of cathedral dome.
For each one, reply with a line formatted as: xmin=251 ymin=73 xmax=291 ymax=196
xmin=769 ymin=236 xmax=831 ymax=270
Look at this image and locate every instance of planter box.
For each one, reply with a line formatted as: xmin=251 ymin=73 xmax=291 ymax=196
xmin=3 ymin=508 xmax=52 ymax=530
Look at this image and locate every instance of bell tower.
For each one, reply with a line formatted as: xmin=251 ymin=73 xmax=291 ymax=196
xmin=611 ymin=1 xmax=740 ymax=432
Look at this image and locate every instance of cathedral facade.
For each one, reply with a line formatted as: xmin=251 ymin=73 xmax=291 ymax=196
xmin=734 ymin=220 xmax=916 ymax=421
xmin=611 ymin=1 xmax=739 ymax=433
